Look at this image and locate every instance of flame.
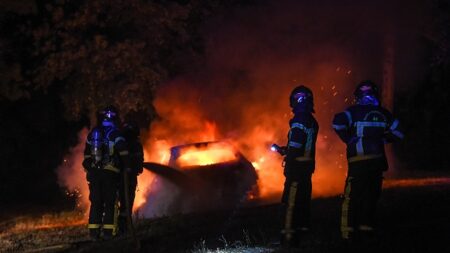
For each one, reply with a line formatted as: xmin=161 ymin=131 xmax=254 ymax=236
xmin=55 ymin=76 xmax=352 ymax=218
xmin=130 ymin=76 xmax=352 ymax=213
xmin=176 ymin=143 xmax=238 ymax=168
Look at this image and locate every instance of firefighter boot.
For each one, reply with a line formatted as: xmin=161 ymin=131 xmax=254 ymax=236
xmin=102 ymin=225 xmax=116 ymax=241
xmin=280 ymin=230 xmax=300 ymax=249
xmin=117 ymin=215 xmax=127 ymax=236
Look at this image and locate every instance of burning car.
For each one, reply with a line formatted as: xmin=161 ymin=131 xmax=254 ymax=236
xmin=142 ymin=141 xmax=259 ymax=214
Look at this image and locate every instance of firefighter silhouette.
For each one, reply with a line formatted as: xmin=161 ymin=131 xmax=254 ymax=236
xmin=280 ymin=85 xmax=319 ymax=247
xmin=332 ymin=80 xmax=404 ymax=241
xmin=82 ymin=106 xmax=130 ymax=240
xmin=117 ymin=121 xmax=143 ymax=235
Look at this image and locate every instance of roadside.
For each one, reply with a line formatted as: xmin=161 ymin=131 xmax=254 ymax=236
xmin=1 ymin=178 xmax=450 ymax=253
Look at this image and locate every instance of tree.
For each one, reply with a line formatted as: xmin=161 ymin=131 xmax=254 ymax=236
xmin=396 ymin=0 xmax=450 ymax=170
xmin=1 ymin=0 xmax=214 ymax=125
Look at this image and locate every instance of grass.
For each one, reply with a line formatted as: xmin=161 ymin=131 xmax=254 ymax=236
xmin=1 ymin=177 xmax=450 ymax=252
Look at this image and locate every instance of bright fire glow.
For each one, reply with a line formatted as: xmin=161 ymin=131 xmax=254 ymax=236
xmin=3 ymin=212 xmax=85 ymax=233
xmin=176 ymin=143 xmax=238 ymax=168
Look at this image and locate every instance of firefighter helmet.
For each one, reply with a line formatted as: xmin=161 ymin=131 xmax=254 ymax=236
xmin=289 ymin=85 xmax=315 ymax=112
xmin=122 ymin=121 xmax=140 ymax=139
xmin=354 ymin=80 xmax=380 ymax=106
xmin=100 ymin=105 xmax=119 ymax=126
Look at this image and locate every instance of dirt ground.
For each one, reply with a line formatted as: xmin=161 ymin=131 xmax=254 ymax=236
xmin=1 ymin=177 xmax=450 ymax=253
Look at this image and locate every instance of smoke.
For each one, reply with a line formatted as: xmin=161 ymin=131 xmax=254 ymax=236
xmin=136 ymin=0 xmax=431 ymax=216
xmin=56 ymin=128 xmax=89 ymax=211
xmin=54 ymin=0 xmax=431 ymax=218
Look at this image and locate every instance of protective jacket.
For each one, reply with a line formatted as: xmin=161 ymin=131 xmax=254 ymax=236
xmin=333 ymin=103 xmax=404 ymax=240
xmin=83 ymin=125 xmax=129 ymax=173
xmin=82 ymin=124 xmax=130 ymax=239
xmin=332 ymin=104 xmax=404 ymax=171
xmin=284 ymin=110 xmax=319 ymax=176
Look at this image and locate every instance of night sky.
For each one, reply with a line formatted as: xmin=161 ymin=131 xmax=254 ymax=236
xmin=0 ymin=0 xmax=449 ymax=214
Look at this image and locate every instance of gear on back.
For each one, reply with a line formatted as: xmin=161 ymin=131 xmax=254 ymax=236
xmin=86 ymin=105 xmax=124 ymax=171
xmin=87 ymin=126 xmax=118 ymax=170
xmin=90 ymin=127 xmax=105 ymax=168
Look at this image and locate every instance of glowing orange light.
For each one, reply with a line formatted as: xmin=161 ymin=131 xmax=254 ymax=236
xmin=177 ymin=143 xmax=238 ymax=168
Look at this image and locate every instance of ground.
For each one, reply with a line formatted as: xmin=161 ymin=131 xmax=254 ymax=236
xmin=1 ymin=176 xmax=450 ymax=253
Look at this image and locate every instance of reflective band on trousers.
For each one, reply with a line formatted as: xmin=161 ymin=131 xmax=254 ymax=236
xmin=341 ymin=177 xmax=353 ymax=239
xmin=103 ymin=224 xmax=116 ymax=230
xmin=348 ymin=154 xmax=383 ymax=163
xmin=113 ymin=200 xmax=120 ymax=236
xmin=283 ymin=182 xmax=298 ymax=242
xmin=88 ymin=224 xmax=101 ymax=229
xmin=104 ymin=164 xmax=120 ymax=173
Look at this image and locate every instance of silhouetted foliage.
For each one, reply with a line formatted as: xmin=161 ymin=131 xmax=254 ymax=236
xmin=0 ymin=0 xmax=226 ymax=205
xmin=395 ymin=0 xmax=450 ymax=170
xmin=1 ymin=0 xmax=223 ymax=123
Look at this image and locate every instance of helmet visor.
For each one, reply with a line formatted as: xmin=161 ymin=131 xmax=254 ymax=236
xmin=293 ymin=92 xmax=308 ymax=104
xmin=104 ymin=110 xmax=117 ymax=120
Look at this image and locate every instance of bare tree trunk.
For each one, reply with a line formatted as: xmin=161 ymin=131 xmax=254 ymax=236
xmin=382 ymin=32 xmax=395 ymax=111
xmin=382 ymin=31 xmax=398 ymax=174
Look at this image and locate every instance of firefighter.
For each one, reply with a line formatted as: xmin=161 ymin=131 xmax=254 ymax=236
xmin=332 ymin=80 xmax=404 ymax=241
xmin=82 ymin=106 xmax=130 ymax=241
xmin=118 ymin=121 xmax=143 ymax=235
xmin=280 ymin=85 xmax=319 ymax=247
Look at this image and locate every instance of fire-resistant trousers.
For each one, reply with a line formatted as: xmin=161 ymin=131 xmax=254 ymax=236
xmin=281 ymin=170 xmax=312 ymax=245
xmin=87 ymin=169 xmax=120 ymax=238
xmin=118 ymin=173 xmax=137 ymax=234
xmin=341 ymin=166 xmax=383 ymax=240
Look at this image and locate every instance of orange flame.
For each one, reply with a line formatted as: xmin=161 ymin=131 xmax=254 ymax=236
xmin=177 ymin=143 xmax=238 ymax=168
xmin=56 ymin=78 xmax=352 ymax=218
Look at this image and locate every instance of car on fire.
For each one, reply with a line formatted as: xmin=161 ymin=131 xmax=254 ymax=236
xmin=143 ymin=141 xmax=259 ymax=214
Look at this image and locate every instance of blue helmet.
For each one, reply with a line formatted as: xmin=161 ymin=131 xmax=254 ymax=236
xmin=289 ymin=85 xmax=315 ymax=113
xmin=354 ymin=80 xmax=380 ymax=106
xmin=100 ymin=105 xmax=119 ymax=127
